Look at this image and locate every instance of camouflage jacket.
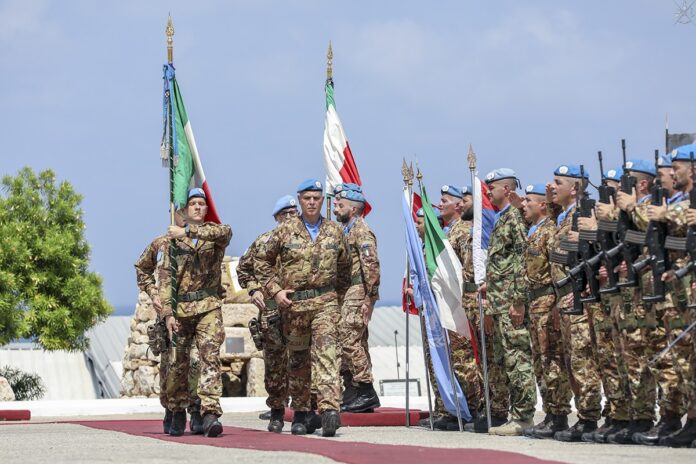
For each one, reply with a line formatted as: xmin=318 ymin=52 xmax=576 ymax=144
xmin=344 ymin=216 xmax=380 ymax=302
xmin=525 ymin=217 xmax=556 ymax=312
xmin=237 ymin=230 xmax=273 ymax=296
xmin=160 ymin=222 xmax=233 ymax=318
xmin=448 ymin=218 xmax=477 ymax=308
xmin=485 ymin=205 xmax=528 ymax=313
xmin=134 ymin=235 xmax=169 ymax=303
xmin=255 ymin=216 xmax=351 ymax=310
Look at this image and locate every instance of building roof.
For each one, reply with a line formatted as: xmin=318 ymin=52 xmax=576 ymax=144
xmin=84 ymin=316 xmax=130 ymax=398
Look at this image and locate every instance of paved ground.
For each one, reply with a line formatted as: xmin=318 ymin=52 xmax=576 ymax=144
xmin=1 ymin=411 xmax=694 ymax=464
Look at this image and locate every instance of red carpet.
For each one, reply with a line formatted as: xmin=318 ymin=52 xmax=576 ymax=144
xmin=282 ymin=407 xmax=429 ymax=426
xmin=0 ymin=410 xmax=31 ymax=421
xmin=71 ymin=419 xmax=566 ymax=464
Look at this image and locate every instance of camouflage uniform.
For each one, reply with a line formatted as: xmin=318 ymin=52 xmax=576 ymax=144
xmin=134 ymin=236 xmax=201 ymax=413
xmin=255 ymin=216 xmax=351 ymax=412
xmin=525 ymin=217 xmax=572 ymax=416
xmin=340 ymin=216 xmax=380 ymax=384
xmin=160 ymin=222 xmax=232 ymax=417
xmin=485 ymin=205 xmax=537 ymax=422
xmin=550 ymin=205 xmax=602 ymax=422
xmin=237 ymin=230 xmax=288 ymax=410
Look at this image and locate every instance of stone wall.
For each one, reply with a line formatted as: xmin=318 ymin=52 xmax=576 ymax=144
xmin=120 ymin=256 xmax=267 ymax=399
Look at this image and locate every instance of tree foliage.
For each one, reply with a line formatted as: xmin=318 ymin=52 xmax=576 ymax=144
xmin=0 ymin=167 xmax=112 ymax=350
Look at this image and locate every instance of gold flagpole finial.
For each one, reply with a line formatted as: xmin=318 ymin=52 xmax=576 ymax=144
xmin=166 ymin=14 xmax=175 ymax=65
xmin=401 ymin=158 xmax=414 ymax=186
xmin=467 ymin=144 xmax=477 ymax=171
xmin=327 ymin=41 xmax=333 ymax=83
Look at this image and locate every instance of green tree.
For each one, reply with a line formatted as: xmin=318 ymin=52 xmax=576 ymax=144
xmin=0 ymin=167 xmax=112 ymax=350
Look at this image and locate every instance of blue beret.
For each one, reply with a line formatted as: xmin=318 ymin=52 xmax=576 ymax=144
xmin=603 ymin=167 xmax=623 ymax=182
xmin=337 ymin=189 xmax=366 ymax=203
xmin=441 ymin=184 xmax=463 ymax=198
xmin=484 ymin=168 xmax=517 ymax=184
xmin=415 ymin=207 xmax=441 ymax=219
xmin=462 ymin=185 xmax=472 ymax=196
xmin=333 ymin=182 xmax=362 ymax=196
xmin=671 ymin=144 xmax=696 ymax=162
xmin=272 ymin=195 xmax=297 ymax=216
xmin=297 ymin=178 xmax=323 ymax=193
xmin=524 ymin=183 xmax=546 ymax=196
xmin=657 ymin=154 xmax=672 ymax=168
xmin=187 ymin=187 xmax=206 ymax=201
xmin=625 ymin=159 xmax=655 ymax=177
xmin=554 ymin=165 xmax=589 ymax=180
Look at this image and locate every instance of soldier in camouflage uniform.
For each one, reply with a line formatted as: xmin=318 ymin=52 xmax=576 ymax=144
xmin=160 ymin=188 xmax=232 ymax=438
xmin=519 ymin=183 xmax=573 ymax=439
xmin=480 ymin=168 xmax=536 ymax=436
xmin=135 ymin=230 xmax=202 ymax=435
xmin=237 ymin=194 xmax=298 ymax=433
xmin=548 ymin=165 xmax=602 ymax=441
xmin=255 ymin=179 xmax=351 ymax=437
xmin=333 ymin=184 xmax=381 ymax=413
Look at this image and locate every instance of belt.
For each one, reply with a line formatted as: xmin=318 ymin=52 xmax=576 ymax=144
xmin=668 ymin=316 xmax=687 ymax=330
xmin=619 ymin=314 xmax=658 ymax=331
xmin=555 ymin=285 xmax=572 ymax=299
xmin=528 ymin=285 xmax=554 ymax=301
xmin=351 ymin=275 xmax=364 ymax=286
xmin=463 ymin=281 xmax=478 ymax=293
xmin=265 ymin=299 xmax=278 ymax=310
xmin=289 ymin=285 xmax=335 ymax=301
xmin=178 ymin=287 xmax=218 ymax=302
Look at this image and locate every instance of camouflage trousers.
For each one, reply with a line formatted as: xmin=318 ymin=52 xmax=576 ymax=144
xmin=339 ymin=296 xmax=374 ymax=383
xmin=688 ymin=307 xmax=696 ymax=419
xmin=528 ymin=295 xmax=572 ymax=416
xmin=159 ymin=343 xmax=201 ymax=413
xmin=283 ymin=301 xmax=341 ymax=413
xmin=486 ymin=311 xmax=537 ymax=421
xmin=259 ymin=307 xmax=288 ymax=410
xmin=594 ymin=294 xmax=630 ymax=421
xmin=166 ymin=308 xmax=225 ymax=417
xmin=558 ymin=300 xmax=602 ymax=422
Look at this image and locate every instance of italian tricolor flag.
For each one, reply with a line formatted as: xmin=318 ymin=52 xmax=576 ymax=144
xmin=322 ymin=81 xmax=372 ymax=216
xmin=166 ymin=67 xmax=221 ymax=224
xmin=421 ymin=186 xmax=470 ymax=338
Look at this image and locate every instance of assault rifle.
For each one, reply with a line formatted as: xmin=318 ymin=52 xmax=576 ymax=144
xmin=595 ymin=151 xmax=622 ymax=294
xmin=632 ymin=149 xmax=669 ymax=303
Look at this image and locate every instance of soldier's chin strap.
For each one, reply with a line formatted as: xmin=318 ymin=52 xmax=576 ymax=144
xmin=649 ymin=318 xmax=696 ymax=365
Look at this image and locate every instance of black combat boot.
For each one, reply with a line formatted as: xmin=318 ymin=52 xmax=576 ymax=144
xmin=607 ymin=419 xmax=653 ymax=445
xmin=163 ymin=409 xmax=173 ymax=434
xmin=340 ymin=372 xmax=358 ymax=411
xmin=189 ymin=410 xmax=204 ymax=435
xmin=534 ymin=414 xmax=569 ymax=439
xmin=593 ymin=419 xmax=628 ymax=443
xmin=267 ymin=408 xmax=285 ymax=433
xmin=659 ymin=419 xmax=696 ymax=447
xmin=258 ymin=410 xmax=272 ymax=420
xmin=431 ymin=415 xmax=457 ymax=431
xmin=554 ymin=419 xmax=597 ymax=442
xmin=202 ymin=413 xmax=223 ymax=438
xmin=306 ymin=410 xmax=321 ymax=433
xmin=523 ymin=414 xmax=551 ymax=438
xmin=291 ymin=411 xmax=309 ymax=435
xmin=463 ymin=414 xmax=507 ymax=433
xmin=341 ymin=382 xmax=381 ymax=413
xmin=633 ymin=414 xmax=682 ymax=446
xmin=321 ymin=410 xmax=341 ymax=437
xmin=582 ymin=418 xmax=611 ymax=443
xmin=168 ymin=411 xmax=187 ymax=436
xmin=418 ymin=414 xmax=440 ymax=428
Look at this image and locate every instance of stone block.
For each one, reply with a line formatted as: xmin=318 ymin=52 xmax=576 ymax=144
xmin=0 ymin=376 xmax=15 ymax=401
xmin=221 ymin=304 xmax=257 ymax=328
xmin=246 ymin=357 xmax=267 ymax=397
xmin=220 ymin=327 xmax=260 ymax=358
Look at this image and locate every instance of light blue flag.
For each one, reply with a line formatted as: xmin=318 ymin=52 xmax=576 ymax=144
xmin=402 ymin=190 xmax=471 ymax=420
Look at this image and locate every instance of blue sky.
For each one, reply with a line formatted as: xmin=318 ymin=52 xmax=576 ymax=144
xmin=2 ymin=0 xmax=695 ymax=308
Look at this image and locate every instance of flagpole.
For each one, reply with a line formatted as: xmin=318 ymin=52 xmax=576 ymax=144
xmin=401 ymin=160 xmax=413 ymax=427
xmin=468 ymin=144 xmax=491 ymax=429
xmin=325 ymin=42 xmax=334 ymax=219
xmin=414 ymin=165 xmax=435 ymax=430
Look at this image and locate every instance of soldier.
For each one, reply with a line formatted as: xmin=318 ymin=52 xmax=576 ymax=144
xmin=255 ymin=179 xmax=351 ymax=437
xmin=548 ymin=165 xmax=602 ymax=441
xmin=479 ymin=168 xmax=536 ymax=436
xmin=519 ymin=183 xmax=573 ymax=439
xmin=333 ymin=184 xmax=381 ymax=413
xmin=237 ymin=194 xmax=298 ymax=433
xmin=160 ymin=187 xmax=232 ymax=438
xmin=134 ymin=221 xmax=203 ymax=435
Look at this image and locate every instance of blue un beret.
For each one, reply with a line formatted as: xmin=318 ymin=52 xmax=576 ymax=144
xmin=625 ymin=159 xmax=656 ymax=177
xmin=603 ymin=167 xmax=623 ymax=182
xmin=297 ymin=178 xmax=323 ymax=193
xmin=337 ymin=189 xmax=366 ymax=203
xmin=441 ymin=185 xmax=464 ymax=198
xmin=333 ymin=182 xmax=362 ymax=196
xmin=554 ymin=165 xmax=589 ymax=180
xmin=657 ymin=154 xmax=672 ymax=168
xmin=485 ymin=168 xmax=518 ymax=184
xmin=524 ymin=183 xmax=547 ymax=196
xmin=187 ymin=187 xmax=206 ymax=201
xmin=272 ymin=195 xmax=297 ymax=217
xmin=415 ymin=207 xmax=441 ymax=219
xmin=671 ymin=144 xmax=696 ymax=162
xmin=462 ymin=185 xmax=472 ymax=196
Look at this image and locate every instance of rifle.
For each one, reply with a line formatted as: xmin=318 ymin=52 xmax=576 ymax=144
xmin=604 ymin=139 xmax=642 ymax=288
xmin=596 ymin=151 xmax=622 ymax=294
xmin=631 ymin=149 xmax=669 ymax=303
